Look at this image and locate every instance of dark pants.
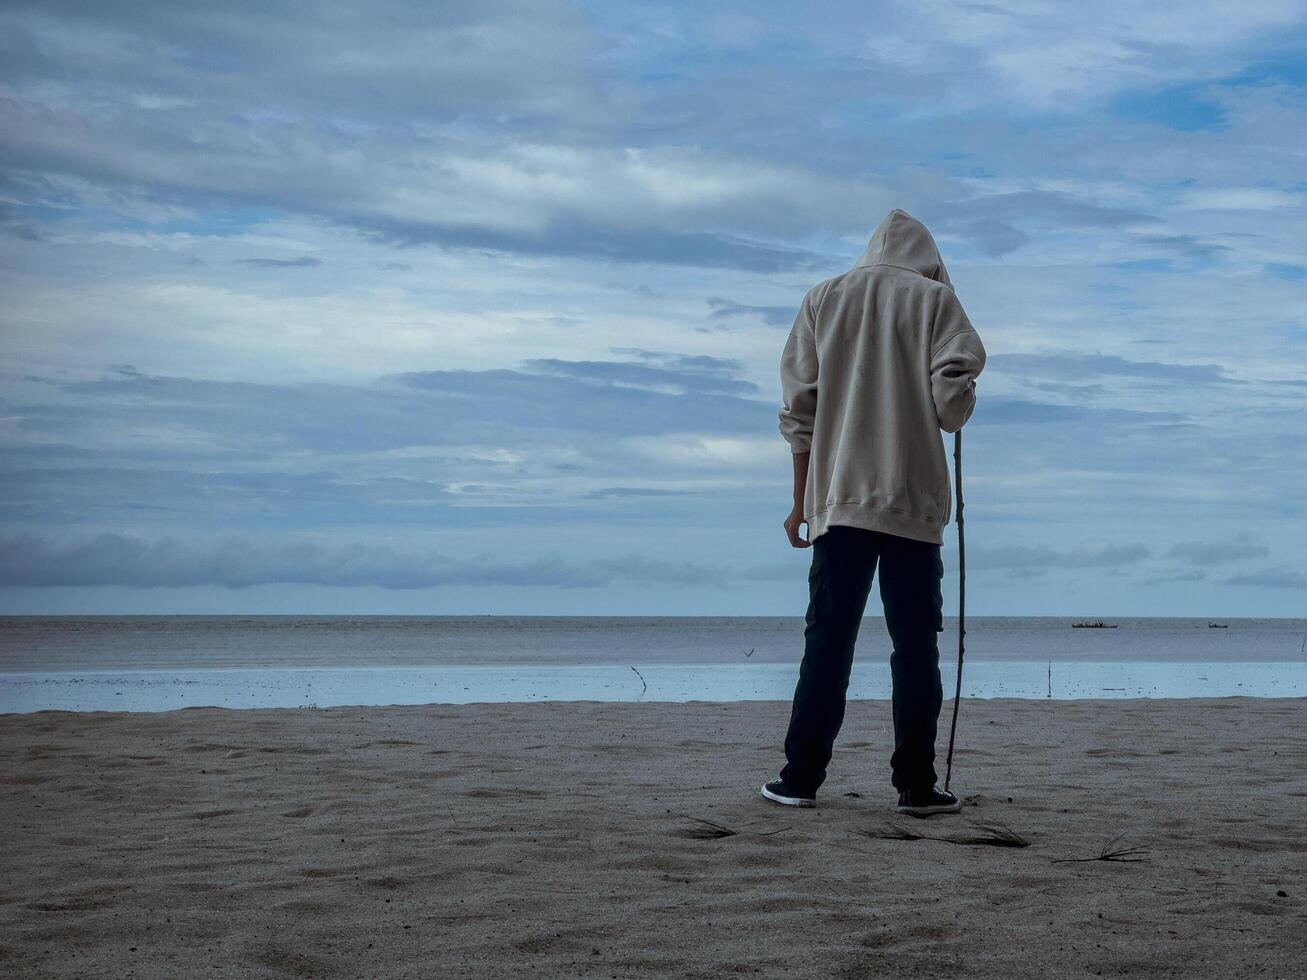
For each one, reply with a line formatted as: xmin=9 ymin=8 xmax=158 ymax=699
xmin=779 ymin=523 xmax=945 ymax=794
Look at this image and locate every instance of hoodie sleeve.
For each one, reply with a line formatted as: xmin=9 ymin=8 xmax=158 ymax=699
xmin=929 ymin=289 xmax=987 ymax=433
xmin=778 ymin=289 xmax=820 ymax=454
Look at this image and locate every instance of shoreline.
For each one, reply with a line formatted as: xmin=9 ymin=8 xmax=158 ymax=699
xmin=3 ymin=659 xmax=1307 ymax=713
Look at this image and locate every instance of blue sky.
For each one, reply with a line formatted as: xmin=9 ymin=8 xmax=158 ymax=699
xmin=2 ymin=0 xmax=1305 ymax=616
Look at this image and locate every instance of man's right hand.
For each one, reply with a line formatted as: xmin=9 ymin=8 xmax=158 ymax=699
xmin=783 ymin=505 xmax=810 ymax=548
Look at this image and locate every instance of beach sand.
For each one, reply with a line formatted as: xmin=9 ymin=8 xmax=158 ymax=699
xmin=2 ymin=696 xmax=1304 ymax=978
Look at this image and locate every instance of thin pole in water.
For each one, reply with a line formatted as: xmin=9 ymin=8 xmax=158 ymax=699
xmin=943 ymin=428 xmax=965 ymax=793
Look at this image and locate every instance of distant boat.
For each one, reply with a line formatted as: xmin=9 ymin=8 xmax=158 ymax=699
xmin=1071 ymin=621 xmax=1117 ymax=628
xmin=1208 ymin=622 xmax=1229 ymax=628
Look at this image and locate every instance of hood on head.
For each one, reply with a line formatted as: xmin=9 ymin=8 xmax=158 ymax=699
xmin=852 ymin=208 xmax=951 ymax=289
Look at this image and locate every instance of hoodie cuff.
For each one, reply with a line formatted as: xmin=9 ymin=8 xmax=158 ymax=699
xmin=784 ymin=435 xmax=812 ymax=454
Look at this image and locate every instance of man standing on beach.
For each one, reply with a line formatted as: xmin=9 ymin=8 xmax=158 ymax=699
xmin=762 ymin=209 xmax=986 ymax=817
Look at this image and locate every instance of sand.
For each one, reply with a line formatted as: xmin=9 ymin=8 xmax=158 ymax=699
xmin=2 ymin=696 xmax=1304 ymax=978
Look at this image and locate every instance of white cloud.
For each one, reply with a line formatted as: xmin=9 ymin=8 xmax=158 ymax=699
xmin=1176 ymin=188 xmax=1302 ymax=210
xmin=895 ymin=0 xmax=1307 ymax=108
xmin=622 ymin=434 xmax=778 ymax=470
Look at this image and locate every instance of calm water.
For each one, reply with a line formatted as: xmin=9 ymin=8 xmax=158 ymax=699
xmin=2 ymin=616 xmax=1305 ymax=712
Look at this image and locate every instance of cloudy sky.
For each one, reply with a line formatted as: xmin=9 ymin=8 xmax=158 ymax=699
xmin=2 ymin=1 xmax=1306 ymax=616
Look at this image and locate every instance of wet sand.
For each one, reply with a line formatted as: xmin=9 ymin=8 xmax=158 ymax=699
xmin=2 ymin=697 xmax=1304 ymax=978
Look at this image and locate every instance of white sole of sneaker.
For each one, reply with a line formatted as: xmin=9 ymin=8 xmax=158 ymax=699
xmin=760 ymin=784 xmax=815 ymax=808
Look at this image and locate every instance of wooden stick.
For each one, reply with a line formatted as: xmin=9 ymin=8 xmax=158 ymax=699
xmin=943 ymin=428 xmax=965 ymax=792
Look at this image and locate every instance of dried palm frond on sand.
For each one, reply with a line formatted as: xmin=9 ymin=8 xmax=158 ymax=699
xmin=1051 ymin=833 xmax=1150 ymax=863
xmin=856 ymin=820 xmax=1030 ymax=848
xmin=675 ymin=815 xmax=792 ymax=840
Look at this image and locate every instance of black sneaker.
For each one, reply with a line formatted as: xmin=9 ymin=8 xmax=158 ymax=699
xmin=760 ymin=777 xmax=815 ymax=808
xmin=896 ymin=785 xmax=961 ymax=817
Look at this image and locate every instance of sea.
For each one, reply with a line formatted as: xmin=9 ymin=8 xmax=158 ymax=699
xmin=1 ymin=615 xmax=1305 ymax=713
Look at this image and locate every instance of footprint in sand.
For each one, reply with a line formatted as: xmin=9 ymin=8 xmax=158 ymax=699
xmin=185 ymin=808 xmax=240 ymax=820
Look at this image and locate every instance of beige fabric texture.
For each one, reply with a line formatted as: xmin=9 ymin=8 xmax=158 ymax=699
xmin=778 ymin=208 xmax=987 ymax=545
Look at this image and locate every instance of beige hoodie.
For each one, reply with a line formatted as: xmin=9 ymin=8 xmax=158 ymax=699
xmin=778 ymin=208 xmax=987 ymax=545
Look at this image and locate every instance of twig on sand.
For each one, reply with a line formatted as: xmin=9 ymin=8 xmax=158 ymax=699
xmin=856 ymin=820 xmax=1030 ymax=848
xmin=630 ymin=665 xmax=647 ymax=694
xmin=1051 ymin=833 xmax=1150 ymax=863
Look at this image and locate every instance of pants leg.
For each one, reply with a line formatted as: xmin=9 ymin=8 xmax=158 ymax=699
xmin=779 ymin=525 xmax=878 ymax=794
xmin=877 ymin=532 xmax=946 ymax=792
